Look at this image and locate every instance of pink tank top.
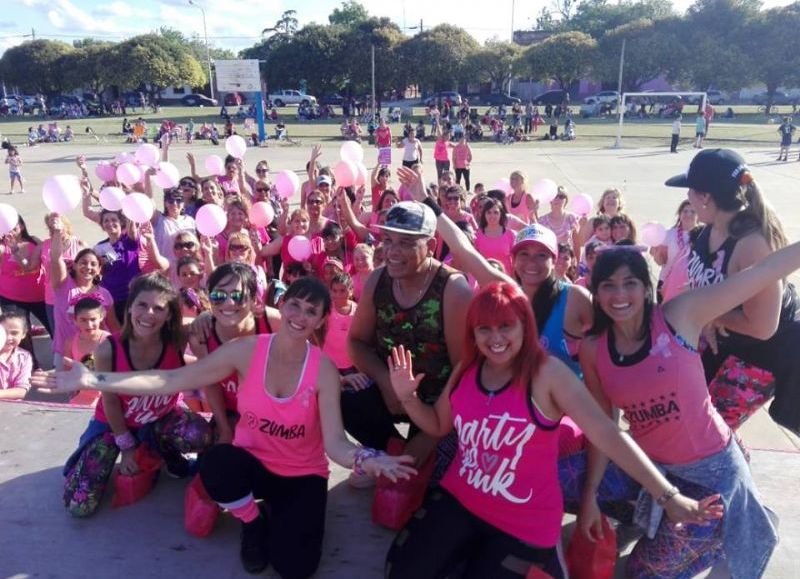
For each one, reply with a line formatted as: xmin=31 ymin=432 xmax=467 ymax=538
xmin=441 ymin=364 xmax=563 ymax=546
xmin=506 ymin=193 xmax=532 ymax=224
xmin=0 ymin=248 xmax=45 ymax=303
xmin=206 ymin=315 xmax=272 ymax=412
xmin=94 ymin=335 xmax=183 ymax=429
xmin=72 ymin=330 xmax=111 ymax=362
xmin=474 ymin=229 xmax=515 ymax=274
xmin=233 ymin=335 xmax=329 ymax=478
xmin=596 ymin=309 xmax=730 ymax=464
xmin=323 ymin=304 xmax=356 ymax=369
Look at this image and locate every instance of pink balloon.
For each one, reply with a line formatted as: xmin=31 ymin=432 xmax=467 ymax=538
xmin=99 ymin=186 xmax=126 ymax=211
xmin=121 ymin=192 xmax=154 ymax=224
xmin=250 ymin=202 xmax=275 ymax=228
xmin=570 ymin=193 xmax=593 ymax=216
xmin=225 ymin=135 xmax=247 ymax=159
xmin=273 ymin=170 xmax=300 ymax=200
xmin=640 ymin=222 xmax=668 ymax=247
xmin=0 ymin=203 xmax=19 ymax=236
xmin=195 ymin=204 xmax=227 ymax=237
xmin=95 ymin=161 xmax=117 ymax=183
xmin=135 ymin=143 xmax=160 ymax=167
xmin=204 ymin=155 xmax=225 ymax=176
xmin=115 ymin=152 xmax=135 ymax=165
xmin=355 ymin=163 xmax=368 ymax=187
xmin=116 ymin=163 xmax=142 ymax=187
xmin=332 ymin=160 xmax=358 ymax=188
xmin=492 ymin=178 xmax=513 ymax=196
xmin=43 ymin=175 xmax=82 ymax=214
xmin=287 ymin=235 xmax=312 ymax=262
xmin=153 ymin=162 xmax=180 ymax=188
xmin=532 ymin=179 xmax=558 ymax=203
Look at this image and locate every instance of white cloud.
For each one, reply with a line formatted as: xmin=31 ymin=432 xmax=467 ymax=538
xmin=92 ymin=2 xmax=134 ymax=19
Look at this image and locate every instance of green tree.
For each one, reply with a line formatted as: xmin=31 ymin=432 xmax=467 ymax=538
xmin=0 ymin=39 xmax=75 ymax=93
xmin=60 ymin=42 xmax=116 ymax=94
xmin=329 ymin=1 xmax=369 ymax=27
xmin=744 ymin=4 xmax=800 ymax=112
xmin=108 ymin=34 xmax=205 ymax=94
xmin=566 ymin=0 xmax=674 ymax=39
xmin=398 ymin=24 xmax=479 ymax=92
xmin=466 ymin=41 xmax=523 ymax=93
xmin=337 ymin=18 xmax=407 ymax=96
xmin=524 ymin=31 xmax=597 ymax=91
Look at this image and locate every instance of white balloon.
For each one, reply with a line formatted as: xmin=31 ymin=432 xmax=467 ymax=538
xmin=135 ymin=143 xmax=160 ymax=167
xmin=0 ymin=203 xmax=19 ymax=236
xmin=204 ymin=155 xmax=225 ymax=176
xmin=531 ymin=179 xmax=558 ymax=204
xmin=42 ymin=175 xmax=82 ymax=214
xmin=153 ymin=162 xmax=180 ymax=189
xmin=116 ymin=163 xmax=142 ymax=187
xmin=340 ymin=141 xmax=365 ymax=163
xmin=640 ymin=222 xmax=668 ymax=247
xmin=99 ymin=186 xmax=126 ymax=211
xmin=121 ymin=193 xmax=155 ymax=224
xmin=225 ymin=135 xmax=247 ymax=159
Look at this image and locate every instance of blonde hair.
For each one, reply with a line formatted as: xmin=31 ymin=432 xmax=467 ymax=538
xmin=44 ymin=212 xmax=74 ymax=237
xmin=225 ymin=231 xmax=255 ymax=264
xmin=728 ymin=181 xmax=787 ymax=251
xmin=597 ymin=188 xmax=624 ymax=214
xmin=509 ymin=170 xmax=528 ymax=190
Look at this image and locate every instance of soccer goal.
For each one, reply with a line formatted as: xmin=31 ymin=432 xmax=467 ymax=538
xmin=613 ymin=91 xmax=707 ymax=148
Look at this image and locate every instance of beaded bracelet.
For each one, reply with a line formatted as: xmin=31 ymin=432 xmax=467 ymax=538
xmin=655 ymin=485 xmax=680 ymax=507
xmin=114 ymin=431 xmax=137 ymax=451
xmin=353 ymin=446 xmax=385 ymax=476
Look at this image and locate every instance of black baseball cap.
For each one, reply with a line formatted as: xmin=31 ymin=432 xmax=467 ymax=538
xmin=664 ymin=149 xmax=751 ymax=197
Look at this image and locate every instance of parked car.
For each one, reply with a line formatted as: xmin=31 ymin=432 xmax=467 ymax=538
xmin=752 ymin=91 xmax=795 ymax=106
xmin=181 ymin=93 xmax=218 ymax=107
xmin=48 ymin=95 xmax=82 ymax=109
xmin=532 ymin=90 xmax=570 ymax=106
xmin=319 ymin=93 xmax=346 ymax=106
xmin=223 ymin=92 xmax=247 ymax=106
xmin=424 ymin=91 xmax=463 ymax=107
xmin=584 ymin=90 xmax=619 ymax=105
xmin=480 ymin=93 xmax=521 ymax=106
xmin=268 ymin=90 xmax=317 ymax=107
xmin=580 ymin=100 xmax=616 ymax=118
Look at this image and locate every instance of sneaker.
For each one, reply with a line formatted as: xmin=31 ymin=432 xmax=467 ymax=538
xmin=164 ymin=455 xmax=196 ymax=479
xmin=347 ymin=470 xmax=376 ymax=489
xmin=240 ymin=516 xmax=269 ymax=574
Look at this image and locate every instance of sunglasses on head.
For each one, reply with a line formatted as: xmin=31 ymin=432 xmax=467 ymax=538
xmin=228 ymin=244 xmax=250 ymax=252
xmin=174 ymin=241 xmax=196 ymax=250
xmin=208 ymin=289 xmax=245 ymax=305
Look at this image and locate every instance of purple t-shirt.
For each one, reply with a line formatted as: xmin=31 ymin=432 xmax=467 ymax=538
xmin=94 ymin=234 xmax=140 ymax=303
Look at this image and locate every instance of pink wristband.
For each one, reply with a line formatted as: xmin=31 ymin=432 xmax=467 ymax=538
xmin=114 ymin=431 xmax=137 ymax=451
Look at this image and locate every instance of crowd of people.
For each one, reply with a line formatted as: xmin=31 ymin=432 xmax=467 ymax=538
xmin=3 ymin=138 xmax=796 ymax=578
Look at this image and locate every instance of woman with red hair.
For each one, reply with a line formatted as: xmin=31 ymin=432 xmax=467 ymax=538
xmin=385 ymin=281 xmax=722 ymax=578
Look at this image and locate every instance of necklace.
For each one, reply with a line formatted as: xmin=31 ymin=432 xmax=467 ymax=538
xmin=394 ymin=258 xmax=433 ymax=304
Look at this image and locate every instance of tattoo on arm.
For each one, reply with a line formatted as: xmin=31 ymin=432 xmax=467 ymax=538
xmin=96 ymin=374 xmax=106 ymax=382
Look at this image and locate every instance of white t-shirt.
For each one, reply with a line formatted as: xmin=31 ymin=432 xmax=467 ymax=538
xmin=154 ymin=213 xmax=196 ymax=265
xmin=402 ymin=138 xmax=420 ymax=163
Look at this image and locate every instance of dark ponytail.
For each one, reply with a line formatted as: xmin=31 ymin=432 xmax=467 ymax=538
xmin=728 ymin=180 xmax=787 ymax=251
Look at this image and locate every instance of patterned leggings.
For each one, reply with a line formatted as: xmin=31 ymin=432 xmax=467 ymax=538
xmin=558 ymin=452 xmax=724 ymax=579
xmin=63 ymin=409 xmax=212 ymax=517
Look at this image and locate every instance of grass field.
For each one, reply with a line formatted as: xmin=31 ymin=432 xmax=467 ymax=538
xmin=0 ymin=104 xmax=794 ymax=150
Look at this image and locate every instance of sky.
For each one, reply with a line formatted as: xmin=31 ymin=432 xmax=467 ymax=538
xmin=2 ymin=0 xmax=796 ymax=57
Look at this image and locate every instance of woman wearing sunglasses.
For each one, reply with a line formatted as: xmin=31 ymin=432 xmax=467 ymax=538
xmin=189 ymin=263 xmax=280 ymax=444
xmin=245 ymin=160 xmax=270 ymax=196
xmin=145 ymin=182 xmax=197 ymax=268
xmin=40 ymin=277 xmax=414 ymax=577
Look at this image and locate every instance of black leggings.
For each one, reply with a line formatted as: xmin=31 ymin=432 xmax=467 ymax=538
xmin=200 ymin=444 xmax=328 ymax=579
xmin=385 ymin=489 xmax=564 ymax=579
xmin=340 ymin=384 xmax=406 ymax=450
xmin=455 ymin=168 xmax=470 ymax=191
xmin=435 ymin=160 xmax=451 ymax=178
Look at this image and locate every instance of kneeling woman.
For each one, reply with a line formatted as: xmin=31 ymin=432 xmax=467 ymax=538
xmin=43 ymin=278 xmax=414 ymax=578
xmin=61 ymin=273 xmax=213 ymax=517
xmin=563 ymin=247 xmax=784 ymax=578
xmin=385 ymin=282 xmax=723 ymax=579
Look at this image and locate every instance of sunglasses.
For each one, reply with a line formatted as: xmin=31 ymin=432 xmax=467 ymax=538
xmin=446 ymin=196 xmax=460 ymax=202
xmin=228 ymin=244 xmax=250 ymax=252
xmin=208 ymin=289 xmax=245 ymax=305
xmin=256 ymin=168 xmax=269 ymax=173
xmin=166 ymin=197 xmax=184 ymax=204
xmin=174 ymin=241 xmax=196 ymax=250
xmin=179 ymin=181 xmax=195 ymax=187
xmin=255 ymin=187 xmax=270 ymax=193
xmin=307 ymin=199 xmax=323 ymax=206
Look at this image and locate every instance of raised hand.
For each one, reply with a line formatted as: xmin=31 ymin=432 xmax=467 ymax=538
xmin=396 ymin=166 xmax=427 ymax=202
xmin=388 ymin=345 xmax=424 ymax=404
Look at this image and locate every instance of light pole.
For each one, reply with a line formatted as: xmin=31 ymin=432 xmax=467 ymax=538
xmin=188 ymin=0 xmax=214 ymax=101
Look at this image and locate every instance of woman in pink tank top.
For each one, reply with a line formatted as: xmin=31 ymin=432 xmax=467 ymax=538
xmin=48 ymin=277 xmax=415 ymax=577
xmin=566 ymin=247 xmax=794 ymax=578
xmin=189 ymin=262 xmax=281 ymax=443
xmin=385 ymin=281 xmax=723 ymax=579
xmin=59 ymin=274 xmax=212 ymax=518
xmin=504 ymin=170 xmax=538 ymax=225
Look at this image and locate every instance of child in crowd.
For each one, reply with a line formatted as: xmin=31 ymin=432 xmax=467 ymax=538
xmin=323 ymin=273 xmax=371 ymax=395
xmin=65 ymin=297 xmax=111 ymax=406
xmin=0 ymin=309 xmax=33 ymax=399
xmin=350 ymin=243 xmax=374 ymax=301
xmin=5 ymin=146 xmax=24 ymax=194
xmin=575 ymin=240 xmax=602 ymax=288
